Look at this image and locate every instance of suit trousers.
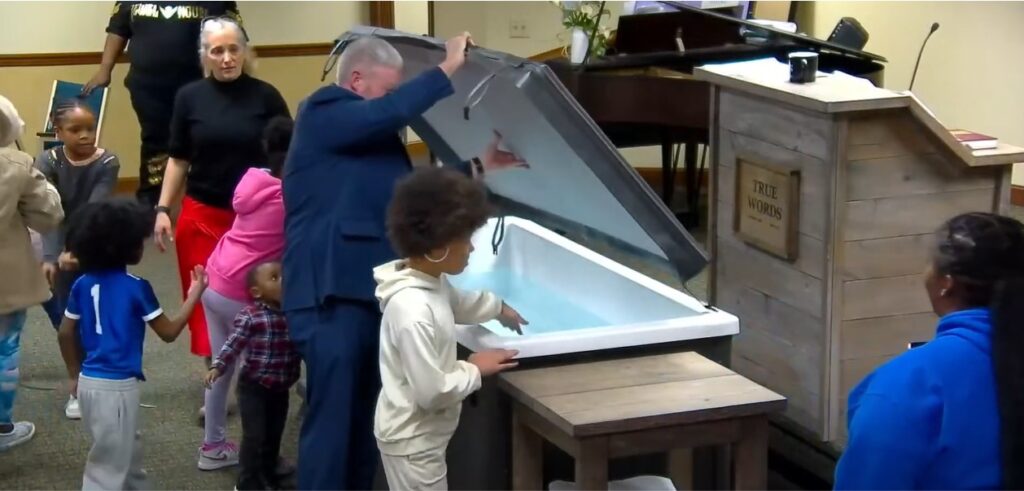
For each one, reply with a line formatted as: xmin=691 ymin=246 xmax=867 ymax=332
xmin=286 ymin=300 xmax=382 ymax=490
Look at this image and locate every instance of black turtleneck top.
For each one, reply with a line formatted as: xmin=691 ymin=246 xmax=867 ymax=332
xmin=169 ymin=73 xmax=291 ymax=209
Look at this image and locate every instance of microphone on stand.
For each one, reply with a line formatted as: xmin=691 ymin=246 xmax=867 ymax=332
xmin=908 ymin=22 xmax=940 ymax=92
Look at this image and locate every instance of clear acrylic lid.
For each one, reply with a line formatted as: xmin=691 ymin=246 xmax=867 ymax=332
xmin=332 ymin=27 xmax=708 ymax=281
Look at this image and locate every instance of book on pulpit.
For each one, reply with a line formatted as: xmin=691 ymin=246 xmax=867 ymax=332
xmin=949 ymin=129 xmax=999 ymax=150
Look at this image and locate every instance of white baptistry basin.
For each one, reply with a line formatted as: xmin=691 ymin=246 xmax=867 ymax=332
xmin=452 ymin=217 xmax=738 ymax=358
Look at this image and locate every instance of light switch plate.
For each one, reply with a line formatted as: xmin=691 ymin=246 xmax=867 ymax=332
xmin=509 ymin=19 xmax=529 ymax=38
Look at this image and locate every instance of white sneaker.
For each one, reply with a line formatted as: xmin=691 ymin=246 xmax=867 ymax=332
xmin=0 ymin=422 xmax=36 ymax=452
xmin=197 ymin=441 xmax=240 ymax=471
xmin=65 ymin=395 xmax=81 ymax=420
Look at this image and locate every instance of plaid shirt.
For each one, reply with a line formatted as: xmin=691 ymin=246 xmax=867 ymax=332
xmin=212 ymin=302 xmax=300 ymax=390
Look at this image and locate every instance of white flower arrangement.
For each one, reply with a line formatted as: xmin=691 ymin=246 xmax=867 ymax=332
xmin=552 ymin=0 xmax=612 ymax=57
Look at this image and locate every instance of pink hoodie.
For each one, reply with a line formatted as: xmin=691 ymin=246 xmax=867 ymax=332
xmin=206 ymin=168 xmax=285 ymax=303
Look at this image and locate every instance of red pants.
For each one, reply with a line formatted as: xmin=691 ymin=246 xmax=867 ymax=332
xmin=175 ymin=197 xmax=235 ymax=357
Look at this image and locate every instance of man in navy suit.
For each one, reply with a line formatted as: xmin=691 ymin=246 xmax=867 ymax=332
xmin=282 ymin=33 xmax=524 ymax=490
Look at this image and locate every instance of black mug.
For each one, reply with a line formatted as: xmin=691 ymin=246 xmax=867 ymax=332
xmin=788 ymin=51 xmax=819 ymax=84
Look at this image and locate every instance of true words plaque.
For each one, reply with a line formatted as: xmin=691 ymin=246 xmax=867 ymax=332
xmin=734 ymin=159 xmax=800 ymax=260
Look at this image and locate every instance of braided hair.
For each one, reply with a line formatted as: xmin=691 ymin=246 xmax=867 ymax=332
xmin=50 ymin=97 xmax=93 ymax=129
xmin=933 ymin=212 xmax=1024 ymax=489
xmin=262 ymin=116 xmax=293 ymax=178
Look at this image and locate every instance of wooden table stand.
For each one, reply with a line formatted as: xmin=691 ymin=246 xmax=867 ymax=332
xmin=499 ymin=352 xmax=786 ymax=490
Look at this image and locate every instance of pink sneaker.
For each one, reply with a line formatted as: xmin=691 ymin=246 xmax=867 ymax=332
xmin=198 ymin=441 xmax=239 ymax=471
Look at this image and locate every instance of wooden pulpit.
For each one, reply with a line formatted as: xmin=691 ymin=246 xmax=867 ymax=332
xmin=695 ymin=63 xmax=1024 ymax=472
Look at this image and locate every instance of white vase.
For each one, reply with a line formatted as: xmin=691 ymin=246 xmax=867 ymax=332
xmin=570 ymin=28 xmax=589 ymax=64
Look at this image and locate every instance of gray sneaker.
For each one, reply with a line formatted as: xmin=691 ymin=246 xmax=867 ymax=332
xmin=0 ymin=422 xmax=36 ymax=452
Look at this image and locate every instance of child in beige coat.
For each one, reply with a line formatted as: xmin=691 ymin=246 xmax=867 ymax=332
xmin=0 ymin=94 xmax=64 ymax=451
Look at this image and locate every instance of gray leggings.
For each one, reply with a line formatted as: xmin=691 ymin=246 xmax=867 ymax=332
xmin=201 ymin=288 xmax=246 ymax=445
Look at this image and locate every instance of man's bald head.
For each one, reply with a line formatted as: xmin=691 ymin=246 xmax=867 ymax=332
xmin=336 ymin=37 xmax=404 ymax=100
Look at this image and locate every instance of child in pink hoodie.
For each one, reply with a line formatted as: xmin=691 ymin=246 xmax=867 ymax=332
xmin=197 ymin=116 xmax=293 ymax=472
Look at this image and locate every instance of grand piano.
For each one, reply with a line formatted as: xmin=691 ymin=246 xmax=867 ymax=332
xmin=547 ymin=3 xmax=887 ymax=227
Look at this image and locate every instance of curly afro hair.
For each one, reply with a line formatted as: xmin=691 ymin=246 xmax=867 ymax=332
xmin=387 ymin=167 xmax=493 ymax=258
xmin=65 ymin=198 xmax=153 ymax=272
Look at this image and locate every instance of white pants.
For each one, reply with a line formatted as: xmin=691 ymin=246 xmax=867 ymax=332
xmin=380 ymin=445 xmax=448 ymax=491
xmin=79 ymin=375 xmax=147 ymax=491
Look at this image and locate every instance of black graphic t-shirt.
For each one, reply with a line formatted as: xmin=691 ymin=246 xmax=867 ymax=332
xmin=106 ymin=1 xmax=241 ymax=88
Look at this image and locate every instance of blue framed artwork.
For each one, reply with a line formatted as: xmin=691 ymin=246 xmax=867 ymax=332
xmin=39 ymin=80 xmax=109 ymax=142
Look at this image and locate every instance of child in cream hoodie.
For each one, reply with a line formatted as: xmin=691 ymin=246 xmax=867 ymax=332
xmin=374 ymin=168 xmax=527 ymax=491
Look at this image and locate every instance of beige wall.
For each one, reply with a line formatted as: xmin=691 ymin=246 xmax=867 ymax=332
xmin=0 ymin=1 xmax=369 ymax=179
xmin=393 ymin=0 xmax=431 ymax=144
xmin=432 ymin=1 xmax=673 ymax=166
xmin=436 ymin=1 xmax=623 ymax=58
xmin=437 ymin=1 xmax=1024 ymax=177
xmin=0 ymin=1 xmax=364 ymax=53
xmin=0 ymin=2 xmax=112 ymax=55
xmin=6 ymin=2 xmax=1020 ymax=181
xmin=394 ymin=0 xmax=431 ymax=36
xmin=800 ymin=1 xmax=1024 ymax=185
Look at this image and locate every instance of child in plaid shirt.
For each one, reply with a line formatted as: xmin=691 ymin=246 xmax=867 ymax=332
xmin=205 ymin=261 xmax=299 ymax=490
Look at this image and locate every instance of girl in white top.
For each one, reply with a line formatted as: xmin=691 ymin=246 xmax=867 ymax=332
xmin=373 ymin=168 xmax=526 ymax=490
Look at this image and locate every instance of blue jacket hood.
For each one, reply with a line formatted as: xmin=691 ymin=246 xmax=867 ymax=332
xmin=834 ymin=308 xmax=1001 ymax=490
xmin=934 ymin=308 xmax=991 ymax=352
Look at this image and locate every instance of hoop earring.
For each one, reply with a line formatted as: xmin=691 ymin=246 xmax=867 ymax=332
xmin=425 ymin=248 xmax=450 ymax=263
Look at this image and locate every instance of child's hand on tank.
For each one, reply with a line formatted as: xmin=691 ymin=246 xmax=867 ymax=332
xmin=58 ymin=252 xmax=78 ymax=271
xmin=204 ymin=368 xmax=222 ymax=388
xmin=498 ymin=302 xmax=528 ymax=335
xmin=41 ymin=262 xmax=58 ymax=287
xmin=187 ymin=266 xmax=209 ymax=300
xmin=469 ymin=349 xmax=520 ymax=376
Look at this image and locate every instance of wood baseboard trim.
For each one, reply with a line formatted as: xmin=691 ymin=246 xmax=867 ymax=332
xmin=255 ymin=43 xmax=333 ymax=58
xmin=530 ymin=46 xmax=566 ymax=62
xmin=635 ymin=167 xmax=710 ymax=193
xmin=0 ymin=42 xmax=334 ymax=68
xmin=115 ymin=177 xmax=139 ymax=196
xmin=1013 ymin=185 xmax=1024 ymax=207
xmin=407 ymin=141 xmax=429 ymax=158
xmin=113 ymin=143 xmax=705 ymax=197
xmin=3 ymin=34 xmax=564 ymax=69
xmin=4 ymin=33 xmax=565 ymax=69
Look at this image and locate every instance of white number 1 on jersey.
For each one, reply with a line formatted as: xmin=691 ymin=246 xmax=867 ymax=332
xmin=90 ymin=284 xmax=103 ymax=335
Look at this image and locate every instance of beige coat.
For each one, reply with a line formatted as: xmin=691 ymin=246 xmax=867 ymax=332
xmin=0 ymin=146 xmax=63 ymax=315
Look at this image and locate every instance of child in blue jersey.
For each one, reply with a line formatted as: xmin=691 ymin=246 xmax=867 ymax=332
xmin=57 ymin=198 xmax=208 ymax=491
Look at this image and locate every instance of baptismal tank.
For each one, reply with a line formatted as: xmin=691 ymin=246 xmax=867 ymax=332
xmin=330 ymin=27 xmax=740 ymax=490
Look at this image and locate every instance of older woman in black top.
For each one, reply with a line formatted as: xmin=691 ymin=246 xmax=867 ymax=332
xmin=153 ymin=16 xmax=290 ymax=362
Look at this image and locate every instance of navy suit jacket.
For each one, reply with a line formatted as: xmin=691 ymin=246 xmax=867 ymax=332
xmin=282 ymin=67 xmax=468 ymax=311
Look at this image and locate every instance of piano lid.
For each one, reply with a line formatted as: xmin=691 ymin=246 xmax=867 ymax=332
xmin=332 ymin=26 xmax=708 ymax=281
xmin=616 ymin=2 xmax=887 ymax=63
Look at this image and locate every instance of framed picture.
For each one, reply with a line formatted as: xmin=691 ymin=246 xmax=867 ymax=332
xmin=39 ymin=80 xmax=108 ymax=139
xmin=733 ymin=158 xmax=800 ymax=260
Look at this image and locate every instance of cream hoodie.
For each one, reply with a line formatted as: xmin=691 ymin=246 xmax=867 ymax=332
xmin=373 ymin=259 xmax=503 ymax=456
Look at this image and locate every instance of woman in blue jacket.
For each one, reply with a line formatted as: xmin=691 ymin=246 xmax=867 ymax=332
xmin=835 ymin=212 xmax=1024 ymax=490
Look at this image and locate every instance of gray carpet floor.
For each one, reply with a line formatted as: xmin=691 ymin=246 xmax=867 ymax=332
xmin=0 ymin=243 xmax=302 ymax=490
